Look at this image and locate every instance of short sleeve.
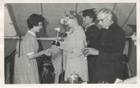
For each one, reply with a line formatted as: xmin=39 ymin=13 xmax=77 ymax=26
xmin=21 ymin=36 xmax=35 ymax=56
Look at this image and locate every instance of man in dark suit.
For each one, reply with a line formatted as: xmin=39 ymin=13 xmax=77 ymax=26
xmin=84 ymin=8 xmax=125 ymax=83
xmin=81 ymin=9 xmax=101 ymax=83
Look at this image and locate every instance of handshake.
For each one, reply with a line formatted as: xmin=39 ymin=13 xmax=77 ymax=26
xmin=44 ymin=48 xmax=52 ymax=56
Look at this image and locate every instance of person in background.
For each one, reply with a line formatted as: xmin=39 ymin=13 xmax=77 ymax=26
xmin=41 ymin=62 xmax=55 ymax=83
xmin=81 ymin=8 xmax=101 ymax=83
xmin=14 ymin=14 xmax=51 ymax=84
xmin=127 ymin=25 xmax=137 ymax=77
xmin=59 ymin=10 xmax=88 ymax=82
xmin=84 ymin=8 xmax=125 ymax=83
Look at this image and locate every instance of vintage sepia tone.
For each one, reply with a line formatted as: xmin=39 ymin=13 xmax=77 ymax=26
xmin=1 ymin=1 xmax=138 ymax=87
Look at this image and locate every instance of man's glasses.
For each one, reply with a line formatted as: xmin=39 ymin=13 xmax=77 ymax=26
xmin=98 ymin=15 xmax=109 ymax=23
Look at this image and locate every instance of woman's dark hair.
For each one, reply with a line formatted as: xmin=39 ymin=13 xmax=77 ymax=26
xmin=43 ymin=62 xmax=54 ymax=73
xmin=27 ymin=14 xmax=44 ymax=29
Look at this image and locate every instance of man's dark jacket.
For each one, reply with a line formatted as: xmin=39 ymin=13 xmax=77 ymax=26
xmin=93 ymin=23 xmax=125 ymax=83
xmin=84 ymin=24 xmax=101 ymax=83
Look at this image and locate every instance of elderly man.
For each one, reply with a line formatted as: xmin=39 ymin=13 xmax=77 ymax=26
xmin=84 ymin=8 xmax=125 ymax=83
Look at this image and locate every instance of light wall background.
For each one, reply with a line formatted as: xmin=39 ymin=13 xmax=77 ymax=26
xmin=4 ymin=3 xmax=136 ymax=57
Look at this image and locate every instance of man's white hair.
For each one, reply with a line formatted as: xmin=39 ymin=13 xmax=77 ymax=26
xmin=98 ymin=8 xmax=113 ymax=21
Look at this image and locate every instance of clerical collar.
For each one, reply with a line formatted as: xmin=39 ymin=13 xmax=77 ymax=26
xmin=28 ymin=30 xmax=36 ymax=37
xmin=105 ymin=27 xmax=109 ymax=29
xmin=85 ymin=22 xmax=95 ymax=31
xmin=105 ymin=22 xmax=114 ymax=30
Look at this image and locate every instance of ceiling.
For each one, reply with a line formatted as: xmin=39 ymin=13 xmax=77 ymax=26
xmin=5 ymin=3 xmax=136 ymax=37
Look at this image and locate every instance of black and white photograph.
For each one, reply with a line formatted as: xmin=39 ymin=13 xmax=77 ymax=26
xmin=0 ymin=0 xmax=139 ymax=88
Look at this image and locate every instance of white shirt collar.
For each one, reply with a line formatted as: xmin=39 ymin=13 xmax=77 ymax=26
xmin=85 ymin=23 xmax=95 ymax=31
xmin=28 ymin=30 xmax=36 ymax=37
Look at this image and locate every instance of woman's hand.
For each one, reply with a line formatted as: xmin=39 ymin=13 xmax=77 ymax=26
xmin=44 ymin=48 xmax=52 ymax=56
xmin=84 ymin=48 xmax=99 ymax=55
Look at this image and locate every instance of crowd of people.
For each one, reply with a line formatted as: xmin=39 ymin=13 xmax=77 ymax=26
xmin=13 ymin=8 xmax=136 ymax=84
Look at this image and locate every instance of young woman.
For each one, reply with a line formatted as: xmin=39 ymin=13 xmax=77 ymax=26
xmin=14 ymin=14 xmax=51 ymax=84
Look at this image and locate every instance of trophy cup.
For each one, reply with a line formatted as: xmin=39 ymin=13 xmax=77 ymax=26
xmin=52 ymin=27 xmax=61 ymax=46
xmin=67 ymin=72 xmax=79 ymax=84
xmin=60 ymin=18 xmax=65 ymax=25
